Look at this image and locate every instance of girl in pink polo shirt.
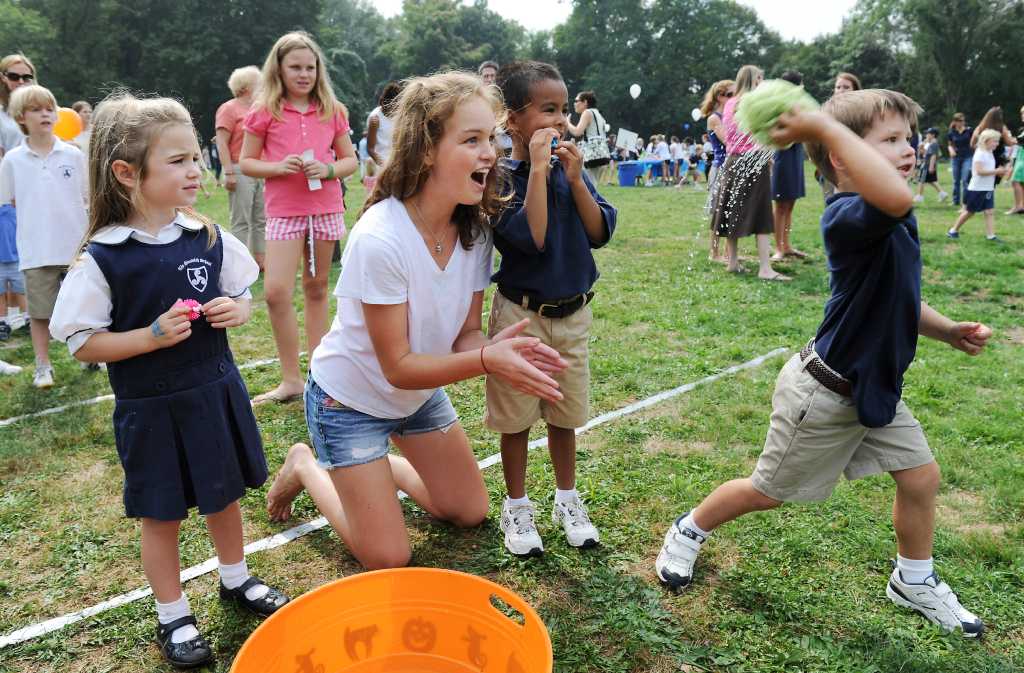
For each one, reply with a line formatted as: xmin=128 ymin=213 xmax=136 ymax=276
xmin=241 ymin=32 xmax=358 ymax=404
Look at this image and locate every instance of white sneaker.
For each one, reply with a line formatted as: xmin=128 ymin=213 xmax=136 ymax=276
xmin=500 ymin=499 xmax=543 ymax=557
xmin=0 ymin=359 xmax=22 ymax=375
xmin=886 ymin=567 xmax=984 ymax=637
xmin=939 ymin=191 xmax=949 ymax=202
xmin=80 ymin=361 xmax=107 ymax=372
xmin=913 ymin=194 xmax=924 ymax=203
xmin=552 ymin=495 xmax=599 ymax=548
xmin=33 ymin=365 xmax=54 ymax=388
xmin=655 ymin=512 xmax=707 ymax=591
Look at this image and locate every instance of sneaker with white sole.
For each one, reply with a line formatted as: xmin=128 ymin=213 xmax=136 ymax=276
xmin=886 ymin=566 xmax=984 ymax=638
xmin=913 ymin=194 xmax=924 ymax=203
xmin=552 ymin=495 xmax=599 ymax=548
xmin=500 ymin=499 xmax=543 ymax=557
xmin=80 ymin=361 xmax=107 ymax=372
xmin=0 ymin=359 xmax=22 ymax=375
xmin=33 ymin=365 xmax=54 ymax=388
xmin=655 ymin=512 xmax=707 ymax=591
xmin=938 ymin=191 xmax=949 ymax=202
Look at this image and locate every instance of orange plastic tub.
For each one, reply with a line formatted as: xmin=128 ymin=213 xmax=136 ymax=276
xmin=231 ymin=568 xmax=552 ymax=673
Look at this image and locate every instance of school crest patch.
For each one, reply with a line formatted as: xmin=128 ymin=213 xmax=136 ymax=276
xmin=187 ymin=266 xmax=208 ymax=293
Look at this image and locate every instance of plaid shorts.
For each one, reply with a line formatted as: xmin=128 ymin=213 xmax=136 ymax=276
xmin=265 ymin=212 xmax=346 ymax=241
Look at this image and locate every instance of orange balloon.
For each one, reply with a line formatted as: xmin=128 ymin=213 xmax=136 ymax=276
xmin=53 ymin=107 xmax=83 ymax=141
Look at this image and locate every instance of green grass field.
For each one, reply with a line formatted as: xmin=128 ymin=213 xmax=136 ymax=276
xmin=0 ymin=165 xmax=1022 ymax=672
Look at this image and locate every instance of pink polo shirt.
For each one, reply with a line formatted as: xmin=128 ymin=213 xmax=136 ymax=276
xmin=721 ymin=96 xmax=758 ymax=156
xmin=244 ymin=101 xmax=350 ymax=218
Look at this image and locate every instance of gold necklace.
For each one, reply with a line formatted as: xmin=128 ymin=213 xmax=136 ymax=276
xmin=409 ymin=198 xmax=446 ymax=255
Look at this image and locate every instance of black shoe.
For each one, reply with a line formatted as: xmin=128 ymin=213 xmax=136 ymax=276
xmin=156 ymin=616 xmax=213 ymax=669
xmin=219 ymin=576 xmax=290 ymax=616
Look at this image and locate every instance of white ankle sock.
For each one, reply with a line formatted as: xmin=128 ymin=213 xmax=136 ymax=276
xmin=897 ymin=554 xmax=934 ymax=584
xmin=680 ymin=512 xmax=711 ymax=539
xmin=218 ymin=559 xmax=268 ymax=601
xmin=554 ymin=488 xmax=578 ymax=504
xmin=507 ymin=495 xmax=530 ymax=507
xmin=155 ymin=594 xmax=200 ymax=644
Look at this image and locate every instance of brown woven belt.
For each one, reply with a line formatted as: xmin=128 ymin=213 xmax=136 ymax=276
xmin=799 ymin=340 xmax=852 ymax=397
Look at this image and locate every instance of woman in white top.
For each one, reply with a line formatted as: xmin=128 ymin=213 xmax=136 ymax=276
xmin=365 ymin=81 xmax=401 ymax=172
xmin=567 ymin=90 xmax=610 ymax=184
xmin=265 ymin=72 xmax=566 ymax=570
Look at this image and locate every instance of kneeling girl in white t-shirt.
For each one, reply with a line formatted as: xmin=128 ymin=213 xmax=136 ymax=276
xmin=264 ymin=71 xmax=567 ymax=570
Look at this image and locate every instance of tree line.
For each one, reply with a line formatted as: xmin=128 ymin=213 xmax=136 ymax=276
xmin=2 ymin=0 xmax=1021 ymax=143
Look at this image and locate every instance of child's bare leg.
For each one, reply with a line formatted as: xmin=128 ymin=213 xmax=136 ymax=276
xmin=141 ymin=517 xmax=184 ymax=603
xmin=709 ymin=230 xmax=721 ymax=261
xmin=983 ymin=211 xmax=996 ymax=238
xmin=547 ymin=424 xmax=577 ymax=490
xmin=691 ymin=478 xmax=781 ymax=532
xmin=889 ymin=462 xmax=939 ymax=560
xmin=258 ymin=239 xmax=306 ymax=402
xmin=950 ymin=210 xmax=972 ymax=233
xmin=30 ymin=318 xmax=50 ymax=366
xmin=205 ymin=500 xmax=244 ymax=565
xmin=501 ymin=429 xmax=531 ymax=499
xmin=301 ymin=238 xmax=336 ymax=355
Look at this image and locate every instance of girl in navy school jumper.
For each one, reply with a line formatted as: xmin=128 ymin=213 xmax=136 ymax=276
xmin=49 ymin=94 xmax=288 ymax=670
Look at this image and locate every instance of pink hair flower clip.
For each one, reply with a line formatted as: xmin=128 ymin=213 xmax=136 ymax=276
xmin=177 ymin=298 xmax=203 ymax=321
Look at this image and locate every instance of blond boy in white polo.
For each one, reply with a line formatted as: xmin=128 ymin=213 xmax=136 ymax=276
xmin=0 ymin=84 xmax=88 ymax=387
xmin=656 ymin=90 xmax=992 ymax=638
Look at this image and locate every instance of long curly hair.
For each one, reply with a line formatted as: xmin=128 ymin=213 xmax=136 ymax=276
xmin=359 ymin=71 xmax=507 ymax=250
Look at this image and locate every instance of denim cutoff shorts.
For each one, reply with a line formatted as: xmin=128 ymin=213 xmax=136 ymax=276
xmin=304 ymin=376 xmax=458 ymax=469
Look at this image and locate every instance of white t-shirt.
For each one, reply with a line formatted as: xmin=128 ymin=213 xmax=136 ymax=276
xmin=656 ymin=141 xmax=671 ymax=160
xmin=968 ymin=149 xmax=995 ymax=191
xmin=311 ymin=197 xmax=493 ymax=418
xmin=49 ymin=213 xmax=258 ymax=354
xmin=367 ymin=106 xmax=394 ymax=166
xmin=0 ymin=138 xmax=88 ymax=270
xmin=669 ymin=142 xmax=684 ymax=160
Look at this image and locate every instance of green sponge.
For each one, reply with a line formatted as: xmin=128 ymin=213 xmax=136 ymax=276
xmin=735 ymin=79 xmax=819 ymax=149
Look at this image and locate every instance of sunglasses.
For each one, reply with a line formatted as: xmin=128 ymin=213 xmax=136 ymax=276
xmin=4 ymin=72 xmax=34 ymax=82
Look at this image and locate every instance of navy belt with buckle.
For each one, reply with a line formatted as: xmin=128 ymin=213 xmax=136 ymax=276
xmin=498 ymin=285 xmax=594 ymax=319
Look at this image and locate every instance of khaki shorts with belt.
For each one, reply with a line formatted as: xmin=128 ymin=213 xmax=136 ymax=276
xmin=228 ymin=174 xmax=266 ymax=254
xmin=750 ymin=350 xmax=934 ymax=503
xmin=484 ymin=289 xmax=591 ymax=433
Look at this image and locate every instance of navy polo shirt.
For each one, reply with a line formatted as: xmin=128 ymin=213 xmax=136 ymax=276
xmin=814 ymin=193 xmax=921 ymax=428
xmin=947 ymin=126 xmax=974 ymax=157
xmin=491 ymin=158 xmax=617 ymax=299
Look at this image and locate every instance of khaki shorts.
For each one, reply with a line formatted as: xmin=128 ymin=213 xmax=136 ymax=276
xmin=750 ymin=352 xmax=934 ymax=502
xmin=228 ymin=174 xmax=266 ymax=254
xmin=23 ymin=265 xmax=66 ymax=319
xmin=484 ymin=290 xmax=591 ymax=433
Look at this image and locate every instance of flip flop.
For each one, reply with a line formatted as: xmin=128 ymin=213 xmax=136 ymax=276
xmin=760 ymin=272 xmax=792 ymax=282
xmin=784 ymin=249 xmax=808 ymax=259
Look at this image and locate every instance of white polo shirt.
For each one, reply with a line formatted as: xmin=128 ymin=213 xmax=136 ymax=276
xmin=0 ymin=137 xmax=88 ymax=270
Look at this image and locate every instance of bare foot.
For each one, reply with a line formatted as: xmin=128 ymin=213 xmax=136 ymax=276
xmin=253 ymin=382 xmax=305 ymax=406
xmin=266 ymin=443 xmax=310 ymax=521
xmin=770 ymin=251 xmax=786 ymax=262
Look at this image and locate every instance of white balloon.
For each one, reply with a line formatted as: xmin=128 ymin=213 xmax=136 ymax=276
xmin=691 ymin=107 xmax=702 ymax=122
xmin=629 ymin=83 xmax=641 ymax=99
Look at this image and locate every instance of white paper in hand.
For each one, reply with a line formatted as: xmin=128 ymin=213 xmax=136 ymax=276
xmin=302 ymin=149 xmax=322 ymax=191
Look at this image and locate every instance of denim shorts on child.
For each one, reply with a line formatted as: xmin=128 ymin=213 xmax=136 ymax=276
xmin=0 ymin=262 xmax=24 ymax=294
xmin=304 ymin=376 xmax=459 ymax=469
xmin=749 ymin=351 xmax=934 ymax=502
xmin=964 ymin=189 xmax=994 ymax=213
xmin=265 ymin=211 xmax=346 ymax=241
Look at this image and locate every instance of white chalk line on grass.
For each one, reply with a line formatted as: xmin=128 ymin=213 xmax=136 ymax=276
xmin=0 ymin=346 xmax=787 ymax=649
xmin=0 ymin=353 xmax=302 ymax=429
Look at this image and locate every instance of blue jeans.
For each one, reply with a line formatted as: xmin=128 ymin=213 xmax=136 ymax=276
xmin=950 ymin=155 xmax=973 ymax=205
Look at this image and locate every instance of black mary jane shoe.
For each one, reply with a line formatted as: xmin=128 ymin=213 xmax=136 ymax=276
xmin=156 ymin=616 xmax=213 ymax=669
xmin=219 ymin=576 xmax=290 ymax=617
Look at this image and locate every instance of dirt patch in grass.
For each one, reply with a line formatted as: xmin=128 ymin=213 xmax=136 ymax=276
xmin=643 ymin=437 xmax=714 ymax=456
xmin=1004 ymin=326 xmax=1024 ymax=345
xmin=936 ymin=489 xmax=1006 ymax=536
